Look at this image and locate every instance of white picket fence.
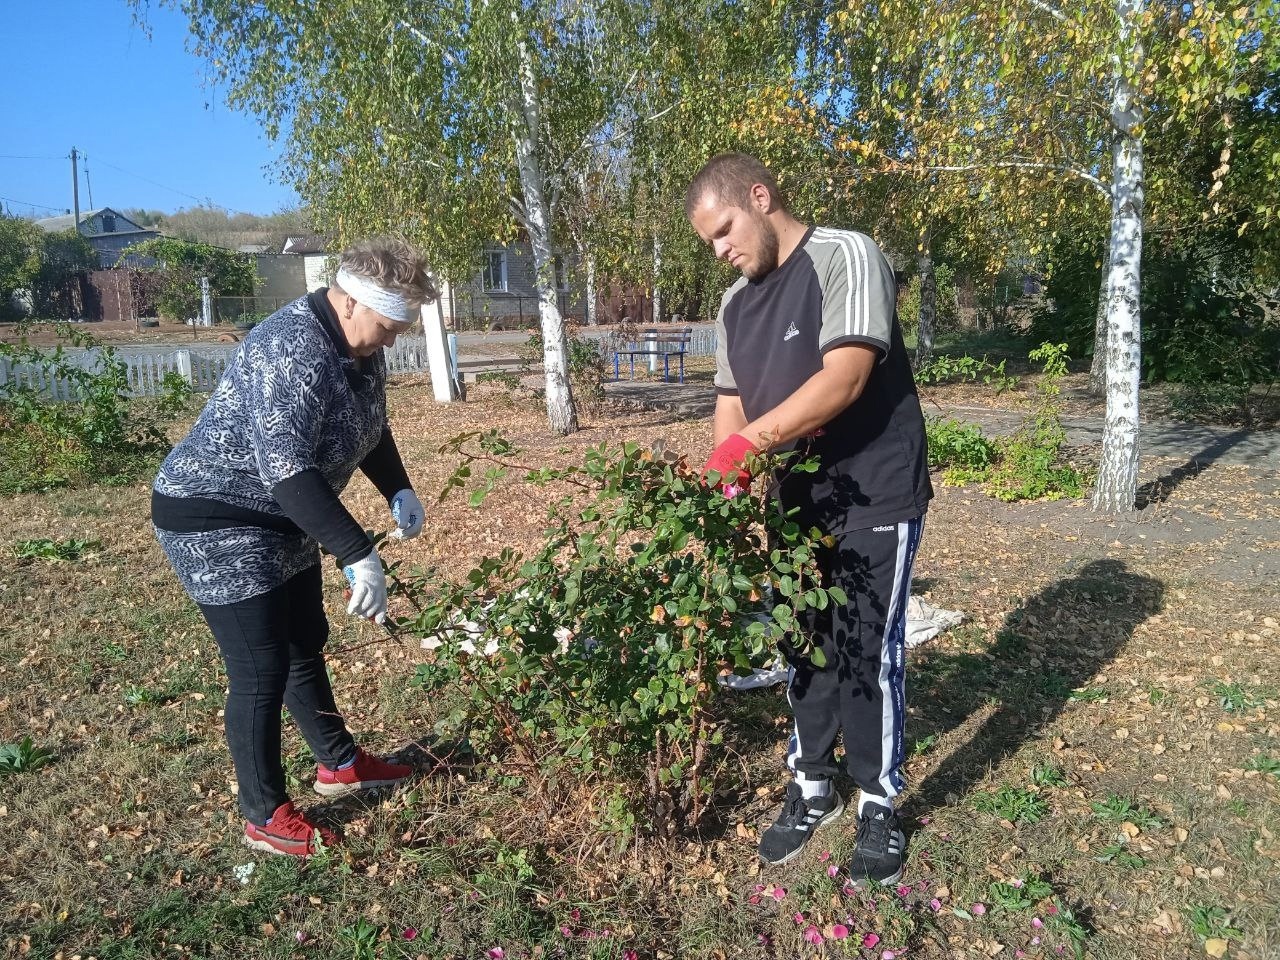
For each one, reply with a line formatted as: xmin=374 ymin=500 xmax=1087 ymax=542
xmin=0 ymin=328 xmax=717 ymax=402
xmin=0 ymin=337 xmax=440 ymax=401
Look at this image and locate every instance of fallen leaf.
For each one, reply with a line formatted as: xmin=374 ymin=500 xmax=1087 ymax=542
xmin=1204 ymin=938 xmax=1228 ymax=958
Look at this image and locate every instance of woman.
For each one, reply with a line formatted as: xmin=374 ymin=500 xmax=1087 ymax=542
xmin=152 ymin=237 xmax=435 ymax=857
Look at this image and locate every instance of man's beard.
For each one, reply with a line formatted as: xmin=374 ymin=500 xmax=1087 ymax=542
xmin=745 ymin=210 xmax=780 ymax=280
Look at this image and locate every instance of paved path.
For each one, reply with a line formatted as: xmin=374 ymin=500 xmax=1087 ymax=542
xmin=604 ymin=380 xmax=1280 ymax=469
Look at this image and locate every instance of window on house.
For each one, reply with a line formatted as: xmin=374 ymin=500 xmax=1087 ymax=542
xmin=481 ymin=249 xmax=507 ymax=292
xmin=554 ymin=255 xmax=570 ymax=292
xmin=101 ymin=214 xmax=116 ymax=233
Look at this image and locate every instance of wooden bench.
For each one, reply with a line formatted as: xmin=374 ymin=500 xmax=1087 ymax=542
xmin=612 ymin=327 xmax=692 ymax=384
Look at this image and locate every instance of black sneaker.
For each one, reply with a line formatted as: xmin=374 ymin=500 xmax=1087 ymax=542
xmin=758 ymin=781 xmax=845 ymax=865
xmin=848 ymin=801 xmax=906 ymax=886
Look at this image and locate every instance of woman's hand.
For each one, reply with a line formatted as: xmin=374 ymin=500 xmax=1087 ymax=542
xmin=389 ymin=488 xmax=424 ymax=540
xmin=343 ymin=549 xmax=388 ymax=623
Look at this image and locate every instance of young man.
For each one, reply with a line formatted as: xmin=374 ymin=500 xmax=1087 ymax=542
xmin=687 ymin=153 xmax=932 ymax=884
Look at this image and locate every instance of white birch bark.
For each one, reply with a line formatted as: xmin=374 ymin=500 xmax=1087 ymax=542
xmin=511 ymin=19 xmax=578 ymax=435
xmin=584 ymin=248 xmax=597 ymax=326
xmin=915 ymin=251 xmax=936 ymax=370
xmin=1088 ymin=241 xmax=1113 ymax=394
xmin=1093 ymin=0 xmax=1145 ymax=513
xmin=652 ymin=233 xmax=663 ymax=325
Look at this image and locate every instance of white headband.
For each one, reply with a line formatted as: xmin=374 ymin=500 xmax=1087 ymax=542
xmin=335 ymin=268 xmax=418 ymax=324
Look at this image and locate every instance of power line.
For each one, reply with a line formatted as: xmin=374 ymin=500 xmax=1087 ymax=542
xmin=0 ymin=195 xmax=65 ymax=214
xmin=0 ymin=154 xmax=64 ymax=161
xmin=90 ymin=155 xmax=258 ymax=216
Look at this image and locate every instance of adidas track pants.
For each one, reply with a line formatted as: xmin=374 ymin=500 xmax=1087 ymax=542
xmin=784 ymin=515 xmax=925 ymax=800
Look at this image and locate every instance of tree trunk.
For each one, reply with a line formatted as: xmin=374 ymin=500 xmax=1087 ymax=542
xmin=583 ymin=249 xmax=597 ymax=326
xmin=915 ymin=250 xmax=936 ymax=370
xmin=511 ymin=29 xmax=578 ymax=436
xmin=652 ymin=233 xmax=663 ymax=325
xmin=1093 ymin=0 xmax=1144 ymax=514
xmin=1088 ymin=241 xmax=1112 ymax=394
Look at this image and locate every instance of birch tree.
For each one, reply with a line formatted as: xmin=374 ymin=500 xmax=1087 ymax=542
xmin=821 ymin=0 xmax=1280 ymax=512
xmin=147 ymin=0 xmax=698 ymax=435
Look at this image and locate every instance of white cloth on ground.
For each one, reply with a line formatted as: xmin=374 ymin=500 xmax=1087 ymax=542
xmin=717 ymin=594 xmax=965 ymax=690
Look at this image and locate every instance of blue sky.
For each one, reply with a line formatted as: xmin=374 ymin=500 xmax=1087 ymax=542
xmin=1 ymin=0 xmax=298 ymax=219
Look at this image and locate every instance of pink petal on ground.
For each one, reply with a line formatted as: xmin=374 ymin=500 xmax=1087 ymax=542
xmin=486 ymin=950 xmax=505 ymax=960
xmin=623 ymin=951 xmax=639 ymax=960
xmin=570 ymin=908 xmax=582 ymax=921
xmin=818 ymin=850 xmax=832 ymax=862
xmin=830 ymin=924 xmax=850 ymax=940
xmin=771 ymin=887 xmax=788 ymax=901
xmin=863 ymin=933 xmax=881 ymax=949
xmin=896 ymin=885 xmax=912 ymax=897
xmin=748 ymin=895 xmax=761 ymax=905
xmin=295 ymin=931 xmax=308 ymax=944
xmin=970 ymin=903 xmax=987 ymax=916
xmin=1046 ymin=905 xmax=1059 ymax=916
xmin=918 ymin=816 xmax=932 ymax=825
xmin=828 ymin=865 xmax=840 ymax=878
xmin=842 ymin=884 xmax=856 ymax=897
xmin=1011 ymin=878 xmax=1024 ymax=888
xmin=1031 ymin=936 xmax=1041 ymax=946
xmin=929 ymin=898 xmax=942 ymax=912
xmin=793 ymin=912 xmax=806 ymax=925
xmin=803 ymin=925 xmax=824 ymax=946
xmin=1032 ymin=918 xmax=1044 ymax=929
xmin=883 ymin=952 xmax=897 ymax=960
xmin=402 ymin=928 xmax=418 ymax=941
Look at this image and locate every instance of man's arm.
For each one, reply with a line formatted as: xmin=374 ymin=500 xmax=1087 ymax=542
xmin=739 ymin=343 xmax=877 ymax=451
xmin=713 ymin=392 xmax=748 ymax=447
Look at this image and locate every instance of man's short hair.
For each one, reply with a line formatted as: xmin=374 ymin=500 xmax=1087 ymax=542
xmin=684 ymin=153 xmax=786 ymax=217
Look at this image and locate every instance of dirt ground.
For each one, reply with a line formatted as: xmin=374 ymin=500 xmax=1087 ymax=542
xmin=1 ymin=381 xmax=1276 ymax=960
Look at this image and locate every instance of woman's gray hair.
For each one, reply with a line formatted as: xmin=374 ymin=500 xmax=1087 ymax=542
xmin=336 ymin=237 xmax=439 ymax=306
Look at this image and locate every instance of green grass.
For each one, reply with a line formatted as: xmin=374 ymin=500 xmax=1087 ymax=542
xmin=1090 ymin=793 xmax=1166 ymax=831
xmin=1209 ymin=680 xmax=1272 ymax=712
xmin=0 ymin=736 xmax=56 ymax=775
xmin=1245 ymin=754 xmax=1280 ymax=777
xmin=12 ymin=536 xmax=101 ymax=562
xmin=971 ymin=785 xmax=1049 ymax=824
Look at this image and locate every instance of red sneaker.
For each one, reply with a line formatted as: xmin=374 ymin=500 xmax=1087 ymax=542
xmin=314 ymin=747 xmax=412 ymax=798
xmin=243 ymin=801 xmax=340 ymax=857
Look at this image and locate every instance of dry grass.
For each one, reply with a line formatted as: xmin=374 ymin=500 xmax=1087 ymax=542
xmin=1 ymin=382 xmax=1277 ymax=960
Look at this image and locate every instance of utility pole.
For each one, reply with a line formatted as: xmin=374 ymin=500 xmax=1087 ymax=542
xmin=70 ymin=147 xmax=82 ymax=234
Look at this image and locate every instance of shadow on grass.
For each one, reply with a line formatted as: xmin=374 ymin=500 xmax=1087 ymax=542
xmin=906 ymin=557 xmax=1165 ymax=817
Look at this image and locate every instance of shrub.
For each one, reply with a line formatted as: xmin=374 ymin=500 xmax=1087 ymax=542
xmin=0 ymin=324 xmax=172 ymax=493
xmin=923 ymin=343 xmax=1090 ymax=502
xmin=927 ymin=418 xmax=998 ymax=475
xmin=516 ymin=326 xmax=609 ymax=411
xmin=398 ymin=432 xmax=840 ymax=836
xmin=915 ymin=353 xmax=1018 ymax=392
xmin=984 ymin=343 xmax=1090 ymax=502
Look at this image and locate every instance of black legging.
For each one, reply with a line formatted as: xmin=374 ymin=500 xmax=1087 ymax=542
xmin=199 ymin=563 xmax=356 ymax=825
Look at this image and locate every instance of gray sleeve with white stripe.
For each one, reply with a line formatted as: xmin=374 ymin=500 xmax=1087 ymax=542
xmin=807 ymin=228 xmax=896 ymax=357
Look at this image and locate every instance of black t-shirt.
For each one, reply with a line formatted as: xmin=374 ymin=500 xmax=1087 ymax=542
xmin=714 ymin=226 xmax=932 ymax=534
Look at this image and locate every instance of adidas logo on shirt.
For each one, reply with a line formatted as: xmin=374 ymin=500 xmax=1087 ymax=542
xmin=783 ymin=322 xmax=800 ymax=341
